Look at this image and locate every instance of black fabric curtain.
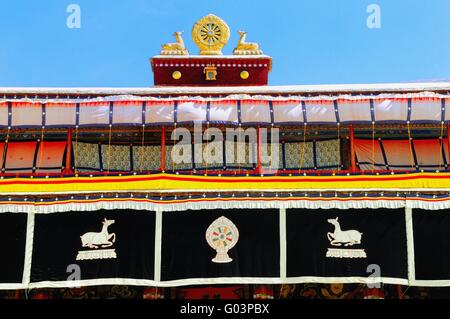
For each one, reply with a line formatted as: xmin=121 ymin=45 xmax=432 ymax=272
xmin=31 ymin=210 xmax=155 ymax=283
xmin=0 ymin=214 xmax=26 ymax=283
xmin=0 ymin=207 xmax=448 ymax=287
xmin=413 ymin=209 xmax=450 ymax=281
xmin=286 ymin=208 xmax=407 ymax=279
xmin=161 ymin=209 xmax=280 ymax=280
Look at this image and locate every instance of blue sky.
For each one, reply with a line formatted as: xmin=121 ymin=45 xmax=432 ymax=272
xmin=0 ymin=0 xmax=449 ymax=87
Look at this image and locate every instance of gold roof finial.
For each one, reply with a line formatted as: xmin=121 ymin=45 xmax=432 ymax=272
xmin=192 ymin=14 xmax=230 ymax=55
xmin=160 ymin=31 xmax=189 ymax=56
xmin=233 ymin=31 xmax=263 ymax=55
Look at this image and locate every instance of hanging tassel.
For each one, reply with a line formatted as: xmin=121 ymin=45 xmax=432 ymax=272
xmin=172 ymin=123 xmax=176 ymax=172
xmin=140 ymin=125 xmax=145 ymax=173
xmin=74 ymin=126 xmax=79 ymax=175
xmin=36 ymin=126 xmax=45 ymax=173
xmin=337 ymin=123 xmax=341 ymax=172
xmin=439 ymin=122 xmax=444 ymax=171
xmin=1 ymin=127 xmax=10 ymax=174
xmin=407 ymin=122 xmax=415 ymax=171
xmin=107 ymin=125 xmax=112 ymax=174
xmin=371 ymin=122 xmax=375 ymax=173
xmin=299 ymin=123 xmax=307 ymax=173
xmin=205 ymin=123 xmax=210 ymax=176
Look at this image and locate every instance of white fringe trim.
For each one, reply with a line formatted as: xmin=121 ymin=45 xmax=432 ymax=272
xmin=1 ymin=197 xmax=449 ymax=213
xmin=406 ymin=200 xmax=450 ymax=210
xmin=0 ymin=198 xmax=407 ymax=214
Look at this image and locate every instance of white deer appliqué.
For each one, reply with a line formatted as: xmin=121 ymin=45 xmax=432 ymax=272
xmin=327 ymin=217 xmax=362 ymax=247
xmin=80 ymin=218 xmax=116 ymax=249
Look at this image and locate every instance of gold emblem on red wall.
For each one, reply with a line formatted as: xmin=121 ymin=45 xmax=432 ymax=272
xmin=192 ymin=14 xmax=230 ymax=55
xmin=204 ymin=65 xmax=217 ymax=80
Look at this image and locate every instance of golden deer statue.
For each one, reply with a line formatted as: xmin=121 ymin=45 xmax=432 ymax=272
xmin=161 ymin=31 xmax=189 ymax=55
xmin=233 ymin=31 xmax=263 ymax=55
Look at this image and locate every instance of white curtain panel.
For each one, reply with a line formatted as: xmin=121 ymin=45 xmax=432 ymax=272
xmin=240 ymin=100 xmax=271 ymax=124
xmin=176 ymin=101 xmax=207 ymax=123
xmin=272 ymin=100 xmax=304 ymax=124
xmin=2 ymin=95 xmax=450 ymax=127
xmin=304 ymin=101 xmax=336 ymax=123
xmin=410 ymin=98 xmax=442 ymax=122
xmin=45 ymin=103 xmax=77 ymax=127
xmin=373 ymin=99 xmax=408 ymax=122
xmin=0 ymin=102 xmax=8 ymax=127
xmin=11 ymin=102 xmax=42 ymax=127
xmin=112 ymin=101 xmax=142 ymax=125
xmin=209 ymin=100 xmax=238 ymax=123
xmin=78 ymin=102 xmax=110 ymax=126
xmin=337 ymin=99 xmax=372 ymax=123
xmin=145 ymin=101 xmax=174 ymax=124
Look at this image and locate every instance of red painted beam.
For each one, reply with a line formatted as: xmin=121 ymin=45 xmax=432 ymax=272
xmin=62 ymin=128 xmax=73 ymax=176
